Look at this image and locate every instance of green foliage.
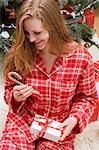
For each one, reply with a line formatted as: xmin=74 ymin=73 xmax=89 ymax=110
xmin=0 ymin=27 xmax=15 ymax=52
xmin=80 ymin=23 xmax=96 ymax=40
xmin=70 ymin=0 xmax=89 ymax=12
xmin=0 ymin=0 xmax=99 ymax=52
xmin=62 ymin=0 xmax=99 ymax=47
xmin=67 ymin=21 xmax=96 ymax=42
xmin=0 ymin=0 xmax=9 ymax=7
xmin=93 ymin=2 xmax=99 ymax=9
xmin=0 ymin=0 xmax=23 ymax=8
xmin=0 ymin=35 xmax=11 ymax=52
xmin=67 ymin=22 xmax=82 ymax=42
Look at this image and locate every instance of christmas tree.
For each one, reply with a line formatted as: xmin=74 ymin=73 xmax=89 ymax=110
xmin=0 ymin=0 xmax=99 ymax=52
xmin=60 ymin=0 xmax=99 ymax=47
xmin=0 ymin=0 xmax=23 ymax=51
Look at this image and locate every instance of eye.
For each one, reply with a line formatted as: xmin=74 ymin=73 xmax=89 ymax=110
xmin=34 ymin=32 xmax=41 ymax=35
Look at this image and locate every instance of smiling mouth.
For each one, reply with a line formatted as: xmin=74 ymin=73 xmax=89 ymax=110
xmin=35 ymin=41 xmax=42 ymax=44
xmin=35 ymin=41 xmax=42 ymax=46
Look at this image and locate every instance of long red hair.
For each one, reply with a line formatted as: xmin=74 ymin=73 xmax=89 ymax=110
xmin=4 ymin=0 xmax=76 ymax=78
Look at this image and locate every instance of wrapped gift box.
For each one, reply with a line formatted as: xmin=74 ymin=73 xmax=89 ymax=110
xmin=30 ymin=114 xmax=62 ymax=142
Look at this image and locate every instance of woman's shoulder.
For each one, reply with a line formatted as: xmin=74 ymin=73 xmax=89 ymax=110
xmin=64 ymin=42 xmax=92 ymax=61
xmin=63 ymin=42 xmax=93 ymax=69
xmin=73 ymin=45 xmax=92 ymax=61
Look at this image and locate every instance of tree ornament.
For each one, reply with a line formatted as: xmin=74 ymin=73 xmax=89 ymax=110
xmin=0 ymin=31 xmax=10 ymax=39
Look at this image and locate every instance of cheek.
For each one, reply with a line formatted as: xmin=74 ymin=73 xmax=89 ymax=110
xmin=46 ymin=34 xmax=49 ymax=40
xmin=42 ymin=32 xmax=49 ymax=41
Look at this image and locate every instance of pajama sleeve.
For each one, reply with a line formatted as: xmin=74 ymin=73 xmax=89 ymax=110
xmin=4 ymin=79 xmax=23 ymax=113
xmin=69 ymin=53 xmax=98 ymax=133
xmin=4 ymin=77 xmax=40 ymax=114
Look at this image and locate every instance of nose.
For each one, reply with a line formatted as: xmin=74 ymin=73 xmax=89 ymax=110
xmin=29 ymin=34 xmax=36 ymax=43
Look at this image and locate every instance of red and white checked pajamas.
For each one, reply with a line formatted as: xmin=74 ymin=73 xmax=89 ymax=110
xmin=0 ymin=47 xmax=98 ymax=150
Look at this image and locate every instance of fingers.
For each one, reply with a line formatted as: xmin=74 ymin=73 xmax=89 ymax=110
xmin=59 ymin=117 xmax=77 ymax=141
xmin=14 ymin=84 xmax=40 ymax=95
xmin=13 ymin=84 xmax=40 ymax=102
xmin=58 ymin=119 xmax=69 ymax=129
xmin=59 ymin=125 xmax=72 ymax=141
xmin=59 ymin=119 xmax=72 ymax=141
xmin=19 ymin=86 xmax=34 ymax=98
xmin=14 ymin=91 xmax=26 ymax=102
xmin=13 ymin=84 xmax=27 ymax=90
xmin=32 ymin=89 xmax=40 ymax=95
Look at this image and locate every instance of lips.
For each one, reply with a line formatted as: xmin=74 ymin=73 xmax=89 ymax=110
xmin=35 ymin=41 xmax=42 ymax=45
xmin=35 ymin=41 xmax=43 ymax=47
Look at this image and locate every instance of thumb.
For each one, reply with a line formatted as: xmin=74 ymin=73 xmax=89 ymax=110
xmin=58 ymin=119 xmax=69 ymax=129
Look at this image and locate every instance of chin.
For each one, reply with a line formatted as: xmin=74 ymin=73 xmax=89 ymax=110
xmin=36 ymin=46 xmax=45 ymax=51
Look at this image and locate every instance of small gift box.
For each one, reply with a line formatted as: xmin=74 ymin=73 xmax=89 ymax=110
xmin=30 ymin=114 xmax=62 ymax=142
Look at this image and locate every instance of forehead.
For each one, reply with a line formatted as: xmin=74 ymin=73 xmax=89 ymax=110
xmin=23 ymin=17 xmax=44 ymax=31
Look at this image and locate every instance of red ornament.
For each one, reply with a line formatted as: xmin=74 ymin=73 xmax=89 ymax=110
xmin=9 ymin=9 xmax=16 ymax=19
xmin=84 ymin=9 xmax=95 ymax=28
xmin=63 ymin=4 xmax=75 ymax=19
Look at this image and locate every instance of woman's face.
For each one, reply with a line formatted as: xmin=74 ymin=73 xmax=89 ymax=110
xmin=23 ymin=17 xmax=49 ymax=52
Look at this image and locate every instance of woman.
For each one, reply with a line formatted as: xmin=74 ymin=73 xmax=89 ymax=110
xmin=0 ymin=0 xmax=97 ymax=149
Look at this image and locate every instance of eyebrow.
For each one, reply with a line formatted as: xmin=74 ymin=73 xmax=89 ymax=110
xmin=24 ymin=30 xmax=42 ymax=34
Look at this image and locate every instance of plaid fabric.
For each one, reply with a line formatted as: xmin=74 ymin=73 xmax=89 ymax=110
xmin=35 ymin=138 xmax=74 ymax=150
xmin=0 ymin=137 xmax=73 ymax=150
xmin=0 ymin=47 xmax=97 ymax=150
xmin=0 ymin=136 xmax=35 ymax=150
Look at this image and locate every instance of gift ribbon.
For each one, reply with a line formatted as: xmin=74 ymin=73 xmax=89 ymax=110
xmin=34 ymin=116 xmax=52 ymax=138
xmin=34 ymin=115 xmax=61 ymax=139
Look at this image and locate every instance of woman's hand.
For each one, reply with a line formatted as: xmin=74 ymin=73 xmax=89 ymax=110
xmin=13 ymin=84 xmax=39 ymax=102
xmin=59 ymin=116 xmax=77 ymax=141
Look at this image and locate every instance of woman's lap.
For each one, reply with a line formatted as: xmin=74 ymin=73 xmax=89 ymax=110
xmin=0 ymin=136 xmax=74 ymax=150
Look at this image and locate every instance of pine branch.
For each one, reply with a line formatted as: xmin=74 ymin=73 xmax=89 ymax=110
xmin=76 ymin=0 xmax=99 ymax=16
xmin=0 ymin=0 xmax=9 ymax=7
